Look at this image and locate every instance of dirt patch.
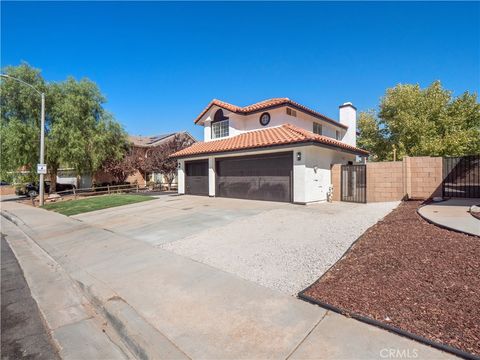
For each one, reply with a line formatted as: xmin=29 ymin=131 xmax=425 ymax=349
xmin=302 ymin=201 xmax=480 ymax=357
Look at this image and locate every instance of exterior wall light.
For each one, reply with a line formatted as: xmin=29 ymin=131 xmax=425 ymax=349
xmin=296 ymin=152 xmax=302 ymax=161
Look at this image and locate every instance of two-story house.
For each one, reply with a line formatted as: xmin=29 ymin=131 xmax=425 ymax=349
xmin=171 ymin=98 xmax=368 ymax=204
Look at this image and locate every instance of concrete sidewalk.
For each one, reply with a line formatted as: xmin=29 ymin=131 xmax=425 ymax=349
xmin=1 ymin=218 xmax=132 ymax=359
xmin=1 ymin=202 xmax=456 ymax=359
xmin=418 ymin=198 xmax=480 ymax=236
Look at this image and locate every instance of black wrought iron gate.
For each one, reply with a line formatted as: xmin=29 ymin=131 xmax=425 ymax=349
xmin=341 ymin=164 xmax=367 ymax=203
xmin=443 ymin=155 xmax=480 ymax=198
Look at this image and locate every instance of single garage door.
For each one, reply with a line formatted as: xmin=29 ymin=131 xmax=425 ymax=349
xmin=216 ymin=152 xmax=293 ymax=202
xmin=185 ymin=160 xmax=209 ymax=195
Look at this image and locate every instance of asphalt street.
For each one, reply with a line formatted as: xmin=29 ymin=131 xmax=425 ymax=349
xmin=1 ymin=234 xmax=59 ymax=360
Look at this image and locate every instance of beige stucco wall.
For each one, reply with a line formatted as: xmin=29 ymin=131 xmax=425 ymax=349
xmin=126 ymin=170 xmax=146 ymax=185
xmin=0 ymin=186 xmax=16 ymax=195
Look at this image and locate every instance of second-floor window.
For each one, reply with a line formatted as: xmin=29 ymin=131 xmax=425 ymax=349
xmin=336 ymin=130 xmax=341 ymax=140
xmin=212 ymin=119 xmax=229 ymax=139
xmin=211 ymin=109 xmax=229 ymax=139
xmin=286 ymin=107 xmax=297 ymax=117
xmin=313 ymin=122 xmax=322 ymax=135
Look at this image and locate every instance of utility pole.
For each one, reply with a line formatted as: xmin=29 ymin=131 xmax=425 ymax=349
xmin=39 ymin=92 xmax=46 ymax=206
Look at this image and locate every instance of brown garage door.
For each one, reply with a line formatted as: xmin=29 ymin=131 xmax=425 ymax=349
xmin=185 ymin=160 xmax=209 ymax=195
xmin=216 ymin=152 xmax=293 ymax=202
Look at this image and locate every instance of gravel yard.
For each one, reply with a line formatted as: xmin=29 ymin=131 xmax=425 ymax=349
xmin=302 ymin=201 xmax=480 ymax=357
xmin=161 ymin=200 xmax=399 ymax=294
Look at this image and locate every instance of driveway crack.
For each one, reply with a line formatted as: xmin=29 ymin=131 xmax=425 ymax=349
xmin=285 ymin=310 xmax=329 ymax=360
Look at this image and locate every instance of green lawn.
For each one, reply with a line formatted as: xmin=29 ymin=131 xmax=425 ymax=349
xmin=42 ymin=194 xmax=155 ymax=216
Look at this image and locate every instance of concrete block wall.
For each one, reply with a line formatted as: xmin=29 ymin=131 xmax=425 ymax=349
xmin=366 ymin=161 xmax=404 ymax=202
xmin=331 ymin=164 xmax=341 ymax=201
xmin=331 ymin=156 xmax=443 ymax=203
xmin=405 ymin=156 xmax=443 ymax=199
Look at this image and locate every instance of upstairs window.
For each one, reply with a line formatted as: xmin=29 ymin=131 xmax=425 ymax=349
xmin=212 ymin=120 xmax=229 ymax=139
xmin=336 ymin=130 xmax=341 ymax=140
xmin=313 ymin=122 xmax=322 ymax=135
xmin=286 ymin=107 xmax=297 ymax=117
xmin=211 ymin=109 xmax=229 ymax=139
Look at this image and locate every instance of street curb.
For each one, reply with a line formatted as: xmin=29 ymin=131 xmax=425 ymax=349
xmin=1 ymin=213 xmax=132 ymax=360
xmin=75 ymin=275 xmax=190 ymax=360
xmin=2 ymin=210 xmax=190 ymax=360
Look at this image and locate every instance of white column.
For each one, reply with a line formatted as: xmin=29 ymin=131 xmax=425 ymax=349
xmin=177 ymin=159 xmax=185 ymax=194
xmin=208 ymin=157 xmax=215 ymax=196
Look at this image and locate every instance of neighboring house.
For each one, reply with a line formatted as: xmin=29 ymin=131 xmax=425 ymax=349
xmin=127 ymin=132 xmax=196 ymax=186
xmin=171 ymin=98 xmax=368 ymax=204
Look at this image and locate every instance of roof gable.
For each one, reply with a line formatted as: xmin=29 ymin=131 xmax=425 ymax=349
xmin=194 ymin=98 xmax=348 ymax=130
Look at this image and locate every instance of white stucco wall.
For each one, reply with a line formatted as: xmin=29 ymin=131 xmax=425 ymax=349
xmin=204 ymin=122 xmax=211 ymax=142
xmin=303 ymin=146 xmax=355 ymax=203
xmin=200 ymin=105 xmax=347 ymax=143
xmin=241 ymin=108 xmax=343 ymax=140
xmin=177 ymin=159 xmax=185 ymax=194
xmin=177 ymin=145 xmax=356 ymax=204
xmin=339 ymin=104 xmax=357 ymax=147
xmin=208 ymin=157 xmax=215 ymax=196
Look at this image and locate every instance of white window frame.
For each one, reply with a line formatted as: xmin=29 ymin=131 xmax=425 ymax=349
xmin=211 ymin=119 xmax=229 ymax=139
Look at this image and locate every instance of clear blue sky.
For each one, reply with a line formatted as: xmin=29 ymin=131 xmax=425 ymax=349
xmin=2 ymin=1 xmax=479 ymax=140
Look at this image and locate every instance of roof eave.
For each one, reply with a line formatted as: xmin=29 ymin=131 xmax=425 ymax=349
xmin=171 ymin=140 xmax=368 ymax=159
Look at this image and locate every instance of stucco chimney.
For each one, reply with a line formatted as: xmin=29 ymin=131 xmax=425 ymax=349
xmin=339 ymin=102 xmax=357 ymax=147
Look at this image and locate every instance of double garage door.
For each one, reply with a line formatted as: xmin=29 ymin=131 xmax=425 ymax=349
xmin=185 ymin=152 xmax=293 ymax=203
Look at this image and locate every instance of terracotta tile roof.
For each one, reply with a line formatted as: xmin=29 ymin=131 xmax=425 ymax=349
xmin=194 ymin=98 xmax=348 ymax=129
xmin=171 ymin=124 xmax=368 ymax=158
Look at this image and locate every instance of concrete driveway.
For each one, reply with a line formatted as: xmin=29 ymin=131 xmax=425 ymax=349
xmin=2 ymin=200 xmax=455 ymax=359
xmin=75 ymin=195 xmax=399 ymax=294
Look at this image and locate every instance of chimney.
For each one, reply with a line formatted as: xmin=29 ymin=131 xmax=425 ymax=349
xmin=339 ymin=102 xmax=357 ymax=147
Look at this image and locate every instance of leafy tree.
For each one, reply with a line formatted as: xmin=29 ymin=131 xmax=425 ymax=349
xmin=1 ymin=63 xmax=129 ymax=191
xmin=358 ymin=81 xmax=480 ymax=161
xmin=47 ymin=77 xmax=129 ymax=191
xmin=102 ymin=145 xmax=141 ymax=183
xmin=0 ymin=63 xmax=47 ymax=182
xmin=143 ymin=134 xmax=194 ymax=190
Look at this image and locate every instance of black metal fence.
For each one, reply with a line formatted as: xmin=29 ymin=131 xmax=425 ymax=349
xmin=443 ymin=155 xmax=480 ymax=198
xmin=341 ymin=164 xmax=367 ymax=203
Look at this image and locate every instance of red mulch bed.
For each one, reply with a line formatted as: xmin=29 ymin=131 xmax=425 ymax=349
xmin=303 ymin=201 xmax=480 ymax=356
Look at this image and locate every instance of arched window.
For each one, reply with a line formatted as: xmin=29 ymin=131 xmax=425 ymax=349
xmin=211 ymin=109 xmax=229 ymax=139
